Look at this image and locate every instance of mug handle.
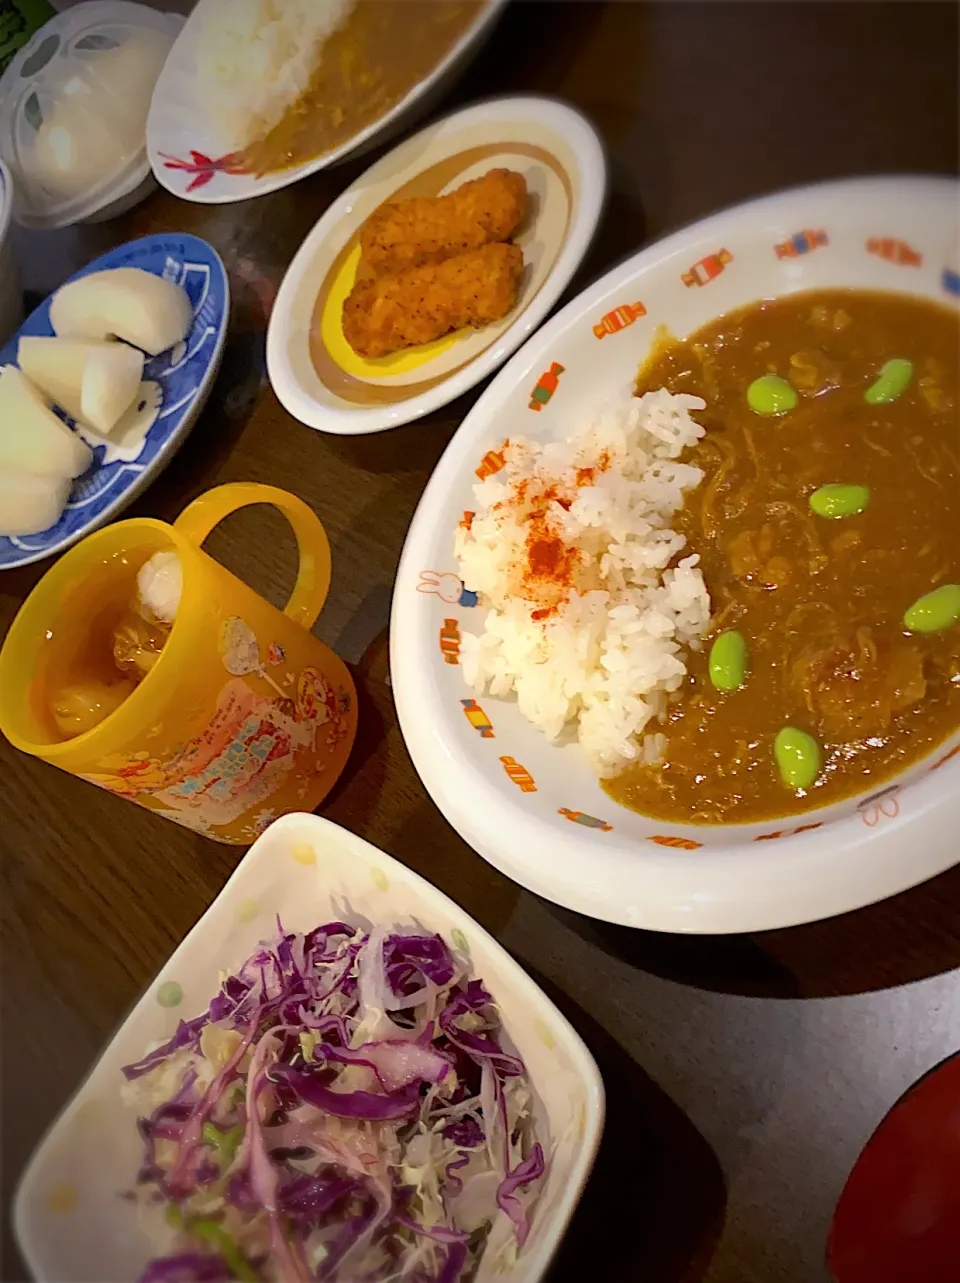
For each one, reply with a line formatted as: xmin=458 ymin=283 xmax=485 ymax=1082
xmin=174 ymin=483 xmax=331 ymax=630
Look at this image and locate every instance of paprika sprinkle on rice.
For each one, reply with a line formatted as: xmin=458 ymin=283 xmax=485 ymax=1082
xmin=513 ymin=460 xmax=613 ymax=618
xmin=515 ymin=484 xmax=582 ymax=619
xmin=453 ymin=388 xmax=710 ymax=774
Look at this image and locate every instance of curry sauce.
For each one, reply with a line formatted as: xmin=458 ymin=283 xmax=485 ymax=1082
xmin=240 ymin=2 xmax=488 ymax=176
xmin=605 ymin=290 xmax=960 ymax=824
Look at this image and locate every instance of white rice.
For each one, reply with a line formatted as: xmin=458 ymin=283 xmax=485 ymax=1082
xmin=197 ymin=0 xmax=356 ymax=150
xmin=455 ymin=388 xmax=712 ymax=776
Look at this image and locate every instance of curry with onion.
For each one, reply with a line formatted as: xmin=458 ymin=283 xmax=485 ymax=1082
xmin=605 ymin=289 xmax=960 ymax=824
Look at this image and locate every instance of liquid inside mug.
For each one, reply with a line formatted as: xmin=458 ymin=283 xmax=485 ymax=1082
xmin=0 ymin=483 xmax=357 ymax=844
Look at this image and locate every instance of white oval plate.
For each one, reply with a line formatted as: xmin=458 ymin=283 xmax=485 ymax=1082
xmin=390 ymin=175 xmax=960 ymax=934
xmin=146 ymin=0 xmax=508 ymax=204
xmin=13 ymin=814 xmax=604 ymax=1283
xmin=266 ymin=96 xmax=605 ymax=435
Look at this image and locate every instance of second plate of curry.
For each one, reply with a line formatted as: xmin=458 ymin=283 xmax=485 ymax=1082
xmin=148 ymin=0 xmax=509 ymax=202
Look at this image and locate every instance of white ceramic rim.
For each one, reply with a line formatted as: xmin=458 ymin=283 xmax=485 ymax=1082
xmin=12 ymin=814 xmax=605 ymax=1283
xmin=5 ymin=238 xmax=229 ymax=569
xmin=147 ymin=0 xmax=509 ymax=204
xmin=390 ymin=174 xmax=960 ymax=934
xmin=266 ymin=95 xmax=607 ymax=435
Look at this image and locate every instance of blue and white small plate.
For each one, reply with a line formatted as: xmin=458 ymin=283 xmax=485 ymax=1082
xmin=0 ymin=233 xmax=229 ymax=570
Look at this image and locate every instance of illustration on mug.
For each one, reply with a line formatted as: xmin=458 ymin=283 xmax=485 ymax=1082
xmin=81 ymin=617 xmax=352 ymax=839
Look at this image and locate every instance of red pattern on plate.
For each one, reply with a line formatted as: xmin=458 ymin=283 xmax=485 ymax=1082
xmin=160 ymin=150 xmax=249 ymax=193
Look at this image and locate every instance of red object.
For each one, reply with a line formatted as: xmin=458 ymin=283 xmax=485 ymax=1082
xmin=475 ymin=450 xmax=505 ymax=480
xmin=439 ymin=618 xmax=461 ymax=665
xmin=593 ymin=301 xmax=647 ymax=338
xmin=753 ymin=821 xmax=823 ymax=841
xmin=500 ymin=755 xmax=536 ymax=792
xmin=931 ymin=743 xmax=960 ymax=770
xmin=866 ymin=237 xmax=923 ymax=267
xmin=774 ymin=228 xmax=829 ymax=259
xmin=159 ymin=150 xmax=248 ymax=193
xmin=518 ymin=464 xmax=607 ymax=618
xmin=529 ymin=362 xmax=565 ymax=410
xmin=681 ymin=248 xmax=733 ymax=287
xmin=827 ymin=1054 xmax=960 ymax=1283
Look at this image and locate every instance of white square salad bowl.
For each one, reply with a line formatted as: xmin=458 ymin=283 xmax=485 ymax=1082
xmin=390 ymin=175 xmax=960 ymax=935
xmin=13 ymin=815 xmax=604 ymax=1282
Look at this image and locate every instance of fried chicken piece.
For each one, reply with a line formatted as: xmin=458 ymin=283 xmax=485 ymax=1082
xmin=360 ymin=169 xmax=527 ymax=275
xmin=342 ymin=242 xmax=524 ymax=359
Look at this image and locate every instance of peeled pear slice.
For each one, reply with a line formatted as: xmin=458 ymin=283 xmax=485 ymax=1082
xmin=80 ymin=343 xmax=145 ymax=434
xmin=0 ymin=472 xmax=72 ymax=536
xmin=17 ymin=335 xmax=88 ymax=422
xmin=50 ymin=267 xmax=192 ymax=356
xmin=18 ymin=336 xmax=144 ymax=433
xmin=0 ymin=366 xmax=92 ymax=479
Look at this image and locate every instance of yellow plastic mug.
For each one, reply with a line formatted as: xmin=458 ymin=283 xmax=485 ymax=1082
xmin=0 ymin=483 xmax=357 ymax=844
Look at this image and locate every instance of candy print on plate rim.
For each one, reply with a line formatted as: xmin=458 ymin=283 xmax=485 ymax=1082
xmin=0 ymin=234 xmax=228 ymax=570
xmin=147 ymin=0 xmax=509 ymax=205
xmin=13 ymin=814 xmax=604 ymax=1283
xmin=390 ymin=175 xmax=960 ymax=934
xmin=266 ymin=97 xmax=606 ymax=435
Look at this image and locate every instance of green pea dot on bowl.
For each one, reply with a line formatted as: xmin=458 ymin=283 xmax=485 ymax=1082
xmin=156 ymin=981 xmax=183 ymax=1008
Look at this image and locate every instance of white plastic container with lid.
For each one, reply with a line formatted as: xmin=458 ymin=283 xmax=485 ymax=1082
xmin=0 ymin=1 xmax=183 ymax=230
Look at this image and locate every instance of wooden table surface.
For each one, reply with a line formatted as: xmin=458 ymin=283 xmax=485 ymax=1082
xmin=2 ymin=4 xmax=959 ymax=1281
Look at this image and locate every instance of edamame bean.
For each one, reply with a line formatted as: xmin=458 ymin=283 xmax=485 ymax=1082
xmin=747 ymin=374 xmax=799 ymax=416
xmin=903 ymin=583 xmax=960 ymax=634
xmin=709 ymin=630 xmax=748 ymax=691
xmin=774 ymin=727 xmax=821 ymax=790
xmin=864 ymin=357 xmax=913 ymax=405
xmin=809 ymin=483 xmax=870 ymax=518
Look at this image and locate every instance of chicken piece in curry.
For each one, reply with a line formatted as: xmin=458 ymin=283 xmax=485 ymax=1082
xmin=605 ymin=289 xmax=960 ymax=825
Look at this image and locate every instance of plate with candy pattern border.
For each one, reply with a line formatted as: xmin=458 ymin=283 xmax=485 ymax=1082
xmin=390 ymin=174 xmax=960 ymax=934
